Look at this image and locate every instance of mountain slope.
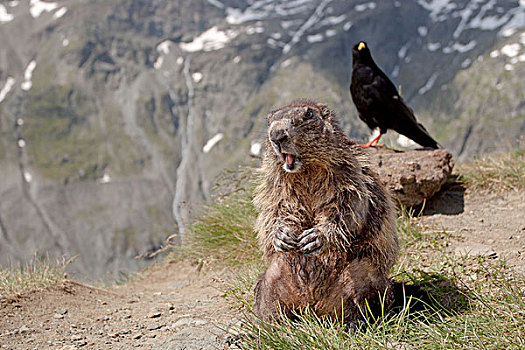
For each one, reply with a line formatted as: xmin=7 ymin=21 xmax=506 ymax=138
xmin=0 ymin=0 xmax=523 ymax=278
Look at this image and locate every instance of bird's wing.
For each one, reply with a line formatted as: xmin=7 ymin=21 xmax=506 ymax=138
xmin=365 ymin=73 xmax=439 ymax=148
xmin=367 ymin=73 xmax=419 ymax=125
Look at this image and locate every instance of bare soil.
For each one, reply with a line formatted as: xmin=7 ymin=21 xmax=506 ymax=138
xmin=0 ymin=261 xmax=239 ymax=349
xmin=1 ymin=189 xmax=523 ymax=349
xmin=422 ymin=189 xmax=525 ymax=275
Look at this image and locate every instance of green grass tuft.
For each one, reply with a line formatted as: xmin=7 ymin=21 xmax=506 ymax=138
xmin=184 ymin=167 xmax=260 ymax=265
xmin=0 ymin=254 xmax=72 ymax=301
xmin=458 ymin=149 xmax=525 ymax=192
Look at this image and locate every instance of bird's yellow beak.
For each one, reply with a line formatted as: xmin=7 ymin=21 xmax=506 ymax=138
xmin=358 ymin=42 xmax=366 ymax=50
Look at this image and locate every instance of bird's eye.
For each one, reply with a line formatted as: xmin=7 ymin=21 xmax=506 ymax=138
xmin=304 ymin=108 xmax=314 ymax=119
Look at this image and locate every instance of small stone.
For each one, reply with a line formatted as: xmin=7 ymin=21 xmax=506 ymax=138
xmin=147 ymin=311 xmax=161 ymax=319
xmin=103 ymin=316 xmax=110 ymax=321
xmin=119 ymin=329 xmax=131 ymax=335
xmin=132 ymin=333 xmax=142 ymax=340
xmin=147 ymin=324 xmax=163 ymax=331
xmin=58 ymin=309 xmax=68 ymax=315
xmin=170 ymin=318 xmax=191 ymax=328
xmin=71 ymin=335 xmax=83 ymax=341
xmin=19 ymin=326 xmax=31 ymax=333
xmin=75 ymin=340 xmax=87 ymax=347
xmin=54 ymin=314 xmax=65 ymax=319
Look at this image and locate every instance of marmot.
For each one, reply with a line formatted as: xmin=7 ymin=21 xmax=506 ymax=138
xmin=253 ymin=99 xmax=399 ymax=325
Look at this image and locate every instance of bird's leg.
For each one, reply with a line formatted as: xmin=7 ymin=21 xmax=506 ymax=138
xmin=361 ymin=133 xmax=383 ymax=147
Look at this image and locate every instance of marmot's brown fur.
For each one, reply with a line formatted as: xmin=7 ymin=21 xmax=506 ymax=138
xmin=253 ymin=99 xmax=399 ymax=325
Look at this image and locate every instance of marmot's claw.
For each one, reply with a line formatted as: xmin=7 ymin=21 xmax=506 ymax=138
xmin=273 ymin=226 xmax=297 ymax=252
xmin=297 ymin=228 xmax=323 ymax=255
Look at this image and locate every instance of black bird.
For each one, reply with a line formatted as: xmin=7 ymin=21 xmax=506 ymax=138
xmin=350 ymin=41 xmax=439 ymax=149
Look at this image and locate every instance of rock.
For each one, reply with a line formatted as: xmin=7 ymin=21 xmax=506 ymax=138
xmin=147 ymin=311 xmax=161 ymax=319
xmin=364 ymin=148 xmax=454 ymax=207
xmin=147 ymin=324 xmax=163 ymax=331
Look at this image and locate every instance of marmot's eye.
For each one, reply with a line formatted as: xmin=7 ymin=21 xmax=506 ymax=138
xmin=304 ymin=108 xmax=315 ymax=119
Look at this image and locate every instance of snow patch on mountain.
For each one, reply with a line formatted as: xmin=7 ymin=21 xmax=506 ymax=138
xmin=192 ymin=72 xmax=203 ymax=83
xmin=397 ymin=135 xmax=416 ymax=147
xmin=355 ymin=2 xmax=376 ymax=12
xmin=443 ymin=41 xmax=476 ymax=53
xmin=21 ymin=60 xmax=37 ymax=91
xmin=0 ymin=4 xmax=14 ymax=23
xmin=417 ymin=0 xmax=457 ymax=22
xmin=180 ymin=26 xmax=238 ymax=52
xmin=207 ymin=0 xmax=225 ymax=9
xmin=307 ymin=33 xmax=323 ymax=43
xmin=418 ymin=73 xmax=438 ymax=95
xmin=501 ymin=43 xmax=520 ymax=57
xmin=203 ymin=133 xmax=223 ymax=153
xmin=0 ymin=77 xmax=15 ymax=103
xmin=282 ymin=0 xmax=332 ymax=54
xmin=250 ymin=142 xmax=262 ymax=156
xmin=53 ymin=7 xmax=67 ymax=19
xmin=427 ymin=42 xmax=441 ymax=51
xmin=225 ymin=0 xmax=316 ymax=25
xmin=30 ymin=0 xmax=59 ymax=18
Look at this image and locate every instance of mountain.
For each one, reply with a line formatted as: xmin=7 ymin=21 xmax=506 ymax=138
xmin=0 ymin=0 xmax=523 ymax=279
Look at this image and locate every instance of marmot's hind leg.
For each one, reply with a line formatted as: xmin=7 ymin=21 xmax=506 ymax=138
xmin=254 ymin=258 xmax=296 ymax=322
xmin=339 ymin=258 xmax=394 ymax=324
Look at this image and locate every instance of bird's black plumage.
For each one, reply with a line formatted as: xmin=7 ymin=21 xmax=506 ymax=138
xmin=350 ymin=41 xmax=439 ymax=149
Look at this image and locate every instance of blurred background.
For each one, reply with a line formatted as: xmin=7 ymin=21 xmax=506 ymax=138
xmin=0 ymin=0 xmax=523 ymax=280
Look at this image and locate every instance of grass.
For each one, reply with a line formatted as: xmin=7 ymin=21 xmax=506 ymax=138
xmin=0 ymin=254 xmax=71 ymax=301
xmin=184 ymin=166 xmax=260 ymax=265
xmin=458 ymin=149 xmax=524 ymax=192
xmin=222 ymin=213 xmax=525 ymax=349
xmin=185 ymin=153 xmax=525 ymax=349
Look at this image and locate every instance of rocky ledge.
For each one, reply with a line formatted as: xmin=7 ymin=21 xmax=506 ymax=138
xmin=364 ymin=148 xmax=455 ymax=207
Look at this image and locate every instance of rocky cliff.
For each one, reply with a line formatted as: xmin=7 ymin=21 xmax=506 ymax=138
xmin=0 ymin=0 xmax=523 ymax=279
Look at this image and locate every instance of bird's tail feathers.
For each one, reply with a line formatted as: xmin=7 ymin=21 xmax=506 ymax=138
xmin=402 ymin=123 xmax=440 ymax=149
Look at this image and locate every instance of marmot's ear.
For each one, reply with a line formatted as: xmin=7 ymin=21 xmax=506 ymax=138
xmin=317 ymin=103 xmax=331 ymax=121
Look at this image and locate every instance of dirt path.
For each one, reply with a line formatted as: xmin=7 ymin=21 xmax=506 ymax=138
xmin=422 ymin=189 xmax=525 ymax=275
xmin=0 ymin=261 xmax=239 ymax=349
xmin=1 ymin=189 xmax=523 ymax=349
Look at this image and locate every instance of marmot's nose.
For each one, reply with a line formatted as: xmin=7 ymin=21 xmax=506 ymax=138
xmin=270 ymin=129 xmax=288 ymax=145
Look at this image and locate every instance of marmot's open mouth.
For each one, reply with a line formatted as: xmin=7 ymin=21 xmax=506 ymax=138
xmin=282 ymin=152 xmax=301 ymax=172
xmin=285 ymin=153 xmax=294 ymax=168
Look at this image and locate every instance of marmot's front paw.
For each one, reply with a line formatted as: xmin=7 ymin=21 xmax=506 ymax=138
xmin=273 ymin=226 xmax=297 ymax=252
xmin=297 ymin=228 xmax=324 ymax=255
